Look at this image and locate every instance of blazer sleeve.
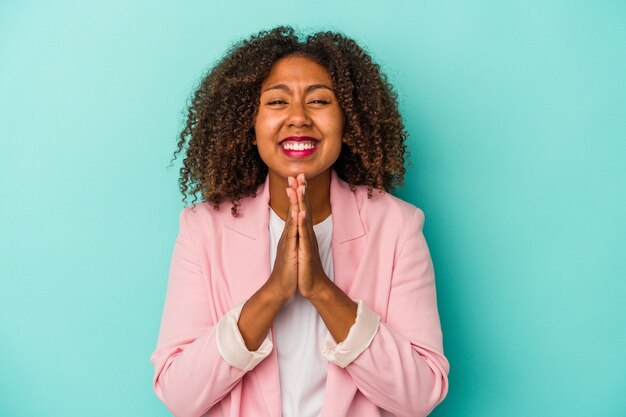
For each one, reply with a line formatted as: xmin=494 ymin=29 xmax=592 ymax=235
xmin=150 ymin=208 xmax=269 ymax=417
xmin=344 ymin=207 xmax=450 ymax=417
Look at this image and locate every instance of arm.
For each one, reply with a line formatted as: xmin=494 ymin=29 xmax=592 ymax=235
xmin=340 ymin=208 xmax=449 ymax=417
xmin=150 ymin=208 xmax=272 ymax=417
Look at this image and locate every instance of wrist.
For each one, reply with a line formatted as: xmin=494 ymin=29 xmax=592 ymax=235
xmin=264 ymin=277 xmax=293 ymax=305
xmin=302 ymin=273 xmax=331 ymax=303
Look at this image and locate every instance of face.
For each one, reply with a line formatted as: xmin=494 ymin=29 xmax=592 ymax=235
xmin=253 ymin=55 xmax=344 ymax=182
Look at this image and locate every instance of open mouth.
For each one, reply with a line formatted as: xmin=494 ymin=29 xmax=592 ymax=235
xmin=280 ymin=140 xmax=318 ymax=150
xmin=279 ymin=137 xmax=320 ymax=157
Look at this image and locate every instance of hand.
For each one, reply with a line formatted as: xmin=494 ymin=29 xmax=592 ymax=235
xmin=280 ymin=173 xmax=358 ymax=344
xmin=290 ymin=173 xmax=330 ymax=300
xmin=266 ymin=182 xmax=300 ymax=302
xmin=238 ymin=181 xmax=300 ymax=350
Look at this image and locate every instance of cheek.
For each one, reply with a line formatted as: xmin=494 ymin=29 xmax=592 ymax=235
xmin=331 ymin=109 xmax=345 ymax=135
xmin=253 ymin=114 xmax=266 ymax=134
xmin=332 ymin=116 xmax=345 ymax=148
xmin=255 ymin=110 xmax=283 ymax=128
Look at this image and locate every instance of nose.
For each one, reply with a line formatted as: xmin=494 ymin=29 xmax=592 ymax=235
xmin=287 ymin=100 xmax=311 ymax=127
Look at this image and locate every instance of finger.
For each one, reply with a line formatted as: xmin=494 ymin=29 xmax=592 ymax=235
xmin=287 ymin=187 xmax=299 ymax=225
xmin=297 ymin=173 xmax=307 ymax=188
xmin=285 ymin=175 xmax=296 ymax=201
xmin=297 ymin=207 xmax=305 ymax=229
xmin=297 ymin=195 xmax=314 ymax=246
xmin=289 ymin=184 xmax=302 ymax=254
xmin=297 ymin=185 xmax=313 ymax=240
xmin=297 ymin=184 xmax=306 ymax=216
xmin=297 ymin=186 xmax=315 ymax=254
xmin=296 ymin=174 xmax=305 ymax=202
xmin=284 ymin=188 xmax=299 ymax=249
xmin=296 ymin=180 xmax=315 ymax=244
xmin=297 ymin=210 xmax=310 ymax=257
xmin=295 ymin=174 xmax=312 ymax=215
xmin=288 ymin=179 xmax=300 ymax=217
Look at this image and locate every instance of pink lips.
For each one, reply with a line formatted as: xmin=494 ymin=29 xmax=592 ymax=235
xmin=279 ymin=136 xmax=319 ymax=158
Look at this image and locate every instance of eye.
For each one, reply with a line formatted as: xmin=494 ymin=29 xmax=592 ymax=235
xmin=309 ymin=99 xmax=330 ymax=105
xmin=267 ymin=99 xmax=287 ymax=105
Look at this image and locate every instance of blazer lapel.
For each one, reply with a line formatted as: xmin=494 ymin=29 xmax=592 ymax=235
xmin=329 ymin=170 xmax=366 ymax=296
xmin=220 ymin=176 xmax=282 ymax=417
xmin=221 ymin=175 xmax=272 ymax=305
xmin=320 ymin=171 xmax=367 ymax=416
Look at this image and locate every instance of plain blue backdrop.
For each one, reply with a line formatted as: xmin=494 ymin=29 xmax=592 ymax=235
xmin=1 ymin=1 xmax=625 ymax=416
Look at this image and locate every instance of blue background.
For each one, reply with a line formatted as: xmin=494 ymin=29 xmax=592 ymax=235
xmin=1 ymin=1 xmax=625 ymax=416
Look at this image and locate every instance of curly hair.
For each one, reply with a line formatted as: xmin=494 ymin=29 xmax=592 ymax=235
xmin=172 ymin=26 xmax=408 ymax=216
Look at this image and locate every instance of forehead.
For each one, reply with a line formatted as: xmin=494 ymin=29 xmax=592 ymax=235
xmin=261 ymin=55 xmax=333 ymax=88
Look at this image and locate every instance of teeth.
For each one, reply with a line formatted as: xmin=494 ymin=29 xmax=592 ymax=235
xmin=282 ymin=141 xmax=316 ymax=150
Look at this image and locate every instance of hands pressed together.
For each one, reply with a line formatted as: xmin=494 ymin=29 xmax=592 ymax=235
xmin=269 ymin=173 xmax=329 ymax=302
xmin=238 ymin=173 xmax=357 ymax=351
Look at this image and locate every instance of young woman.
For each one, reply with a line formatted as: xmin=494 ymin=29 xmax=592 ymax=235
xmin=151 ymin=26 xmax=449 ymax=417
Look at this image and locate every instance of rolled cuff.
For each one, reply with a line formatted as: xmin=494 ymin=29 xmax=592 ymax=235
xmin=215 ymin=302 xmax=273 ymax=371
xmin=321 ymin=300 xmax=380 ymax=368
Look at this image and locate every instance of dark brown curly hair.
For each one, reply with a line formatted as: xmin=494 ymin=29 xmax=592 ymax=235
xmin=172 ymin=26 xmax=408 ymax=216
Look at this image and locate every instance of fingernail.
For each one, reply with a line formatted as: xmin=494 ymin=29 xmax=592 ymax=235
xmin=288 ymin=177 xmax=294 ymax=187
xmin=301 ymin=210 xmax=306 ymax=220
xmin=292 ymin=209 xmax=297 ymax=219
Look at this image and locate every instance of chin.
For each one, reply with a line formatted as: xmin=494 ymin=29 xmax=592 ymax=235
xmin=271 ymin=166 xmax=330 ymax=181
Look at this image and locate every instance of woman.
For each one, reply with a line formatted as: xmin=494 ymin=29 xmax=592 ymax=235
xmin=151 ymin=26 xmax=449 ymax=417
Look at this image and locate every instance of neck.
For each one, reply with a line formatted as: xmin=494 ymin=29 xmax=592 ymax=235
xmin=269 ymin=170 xmax=332 ymax=225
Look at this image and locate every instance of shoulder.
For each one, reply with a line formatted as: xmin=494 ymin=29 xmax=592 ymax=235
xmin=349 ymin=186 xmax=428 ymax=267
xmin=176 ymin=200 xmax=241 ymax=246
xmin=351 ymin=184 xmax=425 ymax=230
xmin=180 ymin=201 xmax=233 ymax=229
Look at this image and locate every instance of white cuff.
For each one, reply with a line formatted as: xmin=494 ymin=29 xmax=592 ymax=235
xmin=215 ymin=302 xmax=273 ymax=371
xmin=321 ymin=300 xmax=380 ymax=368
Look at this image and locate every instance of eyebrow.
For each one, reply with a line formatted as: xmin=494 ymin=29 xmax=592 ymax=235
xmin=262 ymin=83 xmax=334 ymax=93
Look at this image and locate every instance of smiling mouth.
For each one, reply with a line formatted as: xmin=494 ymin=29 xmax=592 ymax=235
xmin=279 ymin=136 xmax=320 ymax=151
xmin=281 ymin=141 xmax=317 ymax=150
xmin=279 ymin=137 xmax=319 ymax=157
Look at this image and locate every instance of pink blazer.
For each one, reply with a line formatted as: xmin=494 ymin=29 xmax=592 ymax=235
xmin=151 ymin=170 xmax=449 ymax=417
